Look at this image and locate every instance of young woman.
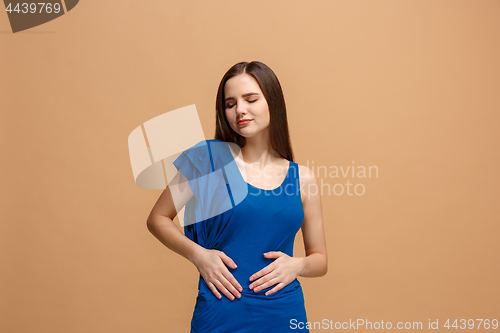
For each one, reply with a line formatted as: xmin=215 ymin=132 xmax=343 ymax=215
xmin=147 ymin=61 xmax=327 ymax=332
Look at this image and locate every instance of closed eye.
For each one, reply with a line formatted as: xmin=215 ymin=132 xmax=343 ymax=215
xmin=226 ymin=99 xmax=257 ymax=109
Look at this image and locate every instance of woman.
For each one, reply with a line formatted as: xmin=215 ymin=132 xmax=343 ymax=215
xmin=147 ymin=61 xmax=327 ymax=332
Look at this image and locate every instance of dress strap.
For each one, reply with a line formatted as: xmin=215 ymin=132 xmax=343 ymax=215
xmin=289 ymin=161 xmax=299 ymax=189
xmin=206 ymin=140 xmax=215 ymax=173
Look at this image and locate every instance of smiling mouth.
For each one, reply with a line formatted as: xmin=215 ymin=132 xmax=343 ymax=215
xmin=237 ymin=119 xmax=252 ymax=126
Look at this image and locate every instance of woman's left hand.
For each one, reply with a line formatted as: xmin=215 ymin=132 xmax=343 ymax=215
xmin=249 ymin=251 xmax=304 ymax=296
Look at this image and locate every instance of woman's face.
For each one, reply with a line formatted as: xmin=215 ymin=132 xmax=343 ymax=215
xmin=224 ymin=73 xmax=270 ymax=138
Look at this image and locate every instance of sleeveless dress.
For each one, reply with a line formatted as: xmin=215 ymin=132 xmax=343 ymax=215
xmin=173 ymin=139 xmax=309 ymax=333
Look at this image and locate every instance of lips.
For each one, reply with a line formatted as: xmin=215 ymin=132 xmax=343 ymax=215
xmin=237 ymin=119 xmax=252 ymax=125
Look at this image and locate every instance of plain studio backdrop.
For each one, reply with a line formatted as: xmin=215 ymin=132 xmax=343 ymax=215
xmin=1 ymin=1 xmax=499 ymax=332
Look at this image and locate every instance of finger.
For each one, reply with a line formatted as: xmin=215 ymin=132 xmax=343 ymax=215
xmin=249 ymin=273 xmax=273 ymax=290
xmin=213 ymin=276 xmax=237 ymax=301
xmin=220 ymin=271 xmax=242 ymax=298
xmin=222 ymin=271 xmax=243 ymax=294
xmin=249 ymin=264 xmax=274 ymax=282
xmin=265 ymin=282 xmax=286 ymax=296
xmin=252 ymin=277 xmax=279 ymax=293
xmin=206 ymin=281 xmax=222 ymax=300
xmin=264 ymin=251 xmax=283 ymax=258
xmin=219 ymin=252 xmax=238 ymax=269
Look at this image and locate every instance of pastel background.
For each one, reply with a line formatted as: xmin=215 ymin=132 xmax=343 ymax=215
xmin=1 ymin=0 xmax=499 ymax=332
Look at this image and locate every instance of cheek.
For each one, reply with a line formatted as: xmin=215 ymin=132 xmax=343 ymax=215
xmin=261 ymin=107 xmax=271 ymax=123
xmin=225 ymin=111 xmax=235 ymax=125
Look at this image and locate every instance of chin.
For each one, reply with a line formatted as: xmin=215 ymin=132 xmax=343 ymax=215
xmin=236 ymin=130 xmax=258 ymax=138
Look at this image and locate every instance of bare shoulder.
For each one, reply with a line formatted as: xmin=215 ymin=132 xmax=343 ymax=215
xmin=297 ymin=164 xmax=317 ymax=185
xmin=296 ymin=164 xmax=318 ymax=203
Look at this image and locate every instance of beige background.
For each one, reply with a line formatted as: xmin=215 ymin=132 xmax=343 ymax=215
xmin=1 ymin=1 xmax=499 ymax=332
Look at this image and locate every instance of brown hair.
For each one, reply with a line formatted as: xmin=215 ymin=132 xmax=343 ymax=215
xmin=214 ymin=61 xmax=294 ymax=162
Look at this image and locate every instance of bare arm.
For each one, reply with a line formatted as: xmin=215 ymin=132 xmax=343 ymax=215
xmin=146 ymin=171 xmax=243 ymax=300
xmin=146 ymin=172 xmax=204 ymax=264
xmin=297 ymin=165 xmax=328 ymax=277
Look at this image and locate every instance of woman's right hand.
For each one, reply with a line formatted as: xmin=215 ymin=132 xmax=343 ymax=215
xmin=190 ymin=248 xmax=243 ymax=301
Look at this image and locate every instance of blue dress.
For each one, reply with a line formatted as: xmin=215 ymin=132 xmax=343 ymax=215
xmin=173 ymin=139 xmax=309 ymax=333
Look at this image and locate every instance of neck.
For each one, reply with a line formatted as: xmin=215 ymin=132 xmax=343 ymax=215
xmin=240 ymin=128 xmax=280 ymax=167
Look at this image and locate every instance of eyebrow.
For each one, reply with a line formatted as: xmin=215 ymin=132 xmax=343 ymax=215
xmin=225 ymin=92 xmax=259 ymax=102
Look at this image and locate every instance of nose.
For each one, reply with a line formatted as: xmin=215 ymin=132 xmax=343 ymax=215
xmin=235 ymin=100 xmax=247 ymax=116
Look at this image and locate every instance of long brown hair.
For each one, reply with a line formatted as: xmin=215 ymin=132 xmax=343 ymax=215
xmin=214 ymin=61 xmax=295 ymax=162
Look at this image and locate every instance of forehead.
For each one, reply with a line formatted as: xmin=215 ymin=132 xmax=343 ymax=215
xmin=224 ymin=74 xmax=262 ymax=96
